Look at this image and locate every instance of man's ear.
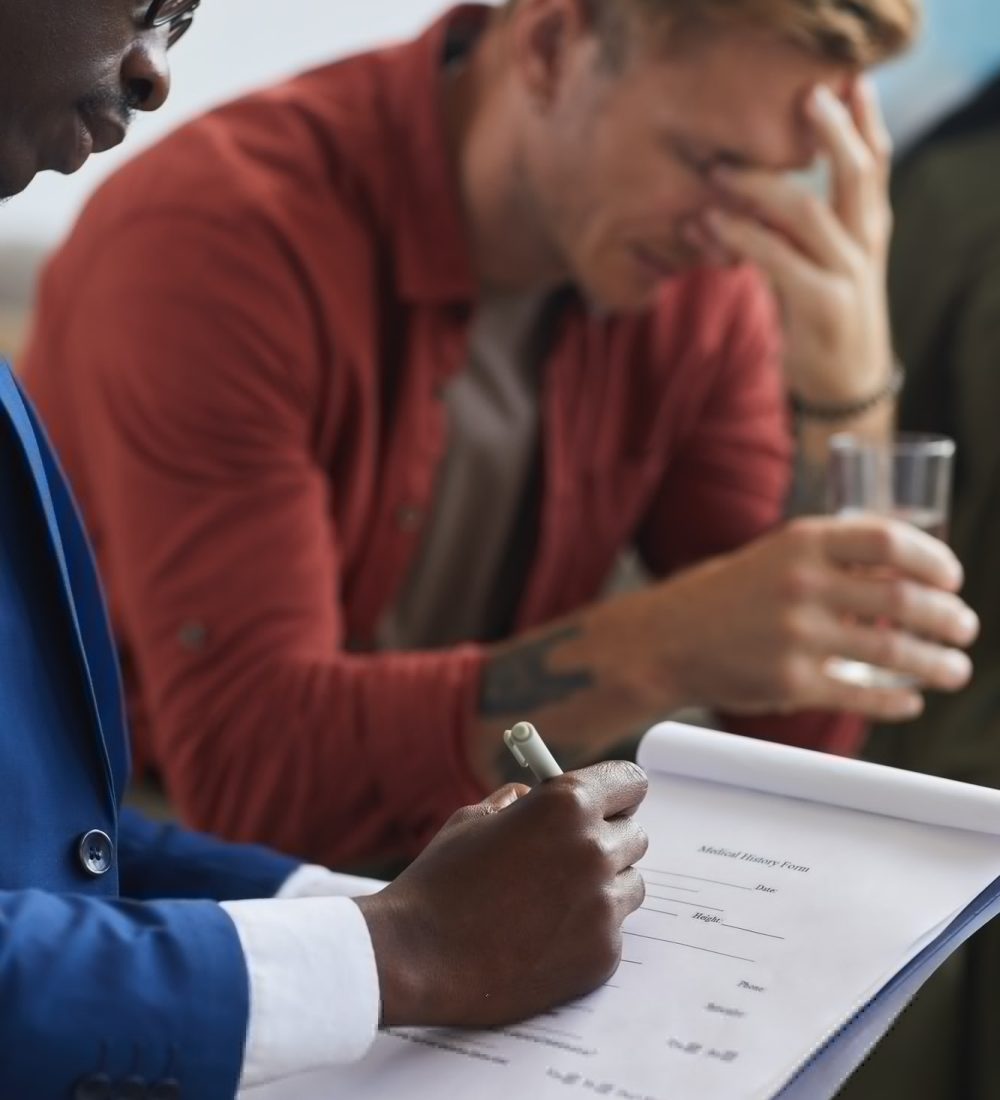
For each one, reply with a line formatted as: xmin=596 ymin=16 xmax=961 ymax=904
xmin=509 ymin=0 xmax=594 ymax=111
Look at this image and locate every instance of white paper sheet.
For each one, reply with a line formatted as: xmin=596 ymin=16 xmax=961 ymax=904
xmin=253 ymin=723 xmax=1000 ymax=1100
xmin=637 ymin=722 xmax=1000 ymax=835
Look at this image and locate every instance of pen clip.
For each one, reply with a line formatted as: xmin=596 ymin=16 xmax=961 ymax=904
xmin=503 ymin=728 xmax=530 ymax=770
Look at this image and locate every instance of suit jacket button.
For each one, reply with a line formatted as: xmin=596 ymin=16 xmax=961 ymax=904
xmin=148 ymin=1080 xmax=180 ymax=1100
xmin=78 ymin=830 xmax=115 ymax=876
xmin=74 ymin=1073 xmax=112 ymax=1100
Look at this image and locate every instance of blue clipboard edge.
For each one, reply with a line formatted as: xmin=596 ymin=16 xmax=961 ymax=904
xmin=776 ymin=874 xmax=1000 ymax=1099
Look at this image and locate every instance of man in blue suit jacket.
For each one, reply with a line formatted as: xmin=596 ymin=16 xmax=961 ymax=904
xmin=0 ymin=2 xmax=650 ymax=1096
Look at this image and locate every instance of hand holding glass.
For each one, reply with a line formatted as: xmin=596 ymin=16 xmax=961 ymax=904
xmin=826 ymin=433 xmax=955 ymax=690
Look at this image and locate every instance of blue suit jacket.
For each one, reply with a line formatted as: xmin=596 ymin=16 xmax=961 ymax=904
xmin=0 ymin=364 xmax=300 ymax=1098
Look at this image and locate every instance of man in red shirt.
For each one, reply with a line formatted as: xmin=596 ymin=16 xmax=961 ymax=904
xmin=23 ymin=0 xmax=976 ymax=868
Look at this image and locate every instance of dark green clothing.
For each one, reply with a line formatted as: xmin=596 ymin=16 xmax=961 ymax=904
xmin=844 ymin=73 xmax=1000 ymax=1100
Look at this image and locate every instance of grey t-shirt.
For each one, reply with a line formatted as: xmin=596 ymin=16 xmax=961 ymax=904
xmin=378 ymin=289 xmax=549 ymax=649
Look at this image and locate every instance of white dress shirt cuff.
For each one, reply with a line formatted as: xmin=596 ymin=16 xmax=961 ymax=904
xmin=222 ymin=890 xmax=381 ymax=1090
xmin=276 ymin=863 xmax=386 ymax=900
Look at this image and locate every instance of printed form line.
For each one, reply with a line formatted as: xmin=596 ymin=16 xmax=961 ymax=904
xmin=722 ymin=923 xmax=786 ymax=940
xmin=624 ymin=930 xmax=756 ymax=963
xmin=640 ymin=868 xmax=754 ymax=892
xmin=648 ymin=894 xmax=723 ymax=912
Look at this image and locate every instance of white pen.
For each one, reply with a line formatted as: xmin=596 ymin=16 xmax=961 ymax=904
xmin=503 ymin=721 xmax=564 ymax=781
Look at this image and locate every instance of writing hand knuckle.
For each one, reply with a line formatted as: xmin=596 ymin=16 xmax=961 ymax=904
xmin=583 ymin=833 xmax=612 ymax=876
xmin=611 ymin=759 xmax=648 ymax=798
xmin=566 ymin=826 xmax=606 ymax=879
xmin=629 ymin=761 xmax=650 ymax=796
xmin=447 ymin=805 xmax=477 ymax=829
xmin=597 ymin=885 xmax=618 ymax=924
xmin=559 ymin=775 xmax=593 ymax=815
xmin=594 ymin=933 xmax=621 ymax=982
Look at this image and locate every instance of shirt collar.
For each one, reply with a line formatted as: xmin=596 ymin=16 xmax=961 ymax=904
xmin=381 ymin=4 xmax=492 ymax=304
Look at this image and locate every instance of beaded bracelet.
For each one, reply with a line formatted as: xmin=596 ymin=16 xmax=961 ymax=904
xmin=789 ymin=361 xmax=904 ymax=422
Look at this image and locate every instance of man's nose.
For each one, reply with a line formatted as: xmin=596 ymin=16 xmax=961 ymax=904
xmin=121 ymin=34 xmax=172 ymax=113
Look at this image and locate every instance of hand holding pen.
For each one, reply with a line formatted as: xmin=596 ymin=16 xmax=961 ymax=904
xmin=356 ymin=723 xmax=648 ymax=1029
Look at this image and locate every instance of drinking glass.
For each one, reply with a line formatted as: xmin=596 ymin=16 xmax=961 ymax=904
xmin=826 ymin=432 xmax=956 ymax=690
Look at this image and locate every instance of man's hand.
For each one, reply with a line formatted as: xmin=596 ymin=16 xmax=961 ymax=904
xmin=698 ymin=78 xmax=895 ymax=408
xmin=468 ymin=515 xmax=978 ymax=788
xmin=635 ymin=515 xmax=978 ymax=721
xmin=355 ymin=761 xmax=648 ymax=1029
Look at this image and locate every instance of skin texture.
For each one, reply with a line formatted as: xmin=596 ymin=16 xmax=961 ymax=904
xmin=447 ymin=0 xmax=980 ymax=787
xmin=0 ymin=0 xmax=170 ymax=198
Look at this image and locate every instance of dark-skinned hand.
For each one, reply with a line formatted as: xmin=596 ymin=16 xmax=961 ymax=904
xmin=356 ymin=760 xmax=649 ymax=1029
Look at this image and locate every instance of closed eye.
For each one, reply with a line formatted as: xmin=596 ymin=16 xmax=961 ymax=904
xmin=666 ymin=135 xmax=753 ymax=178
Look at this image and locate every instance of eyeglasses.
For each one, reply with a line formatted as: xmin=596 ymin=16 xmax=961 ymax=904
xmin=144 ymin=0 xmax=201 ymax=48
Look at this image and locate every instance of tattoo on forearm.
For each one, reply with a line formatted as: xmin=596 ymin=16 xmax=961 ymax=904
xmin=480 ymin=625 xmax=595 ymax=718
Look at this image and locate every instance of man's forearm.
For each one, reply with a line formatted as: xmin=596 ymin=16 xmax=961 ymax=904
xmin=470 ymin=602 xmax=688 ymax=788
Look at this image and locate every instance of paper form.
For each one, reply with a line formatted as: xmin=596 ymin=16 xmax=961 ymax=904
xmin=252 ymin=723 xmax=1000 ymax=1100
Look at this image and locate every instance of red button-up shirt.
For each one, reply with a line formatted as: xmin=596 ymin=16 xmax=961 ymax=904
xmin=22 ymin=6 xmax=861 ymax=867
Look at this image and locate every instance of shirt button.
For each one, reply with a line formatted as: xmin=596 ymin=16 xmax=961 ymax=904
xmin=395 ymin=504 xmax=424 ymax=532
xmin=178 ymin=621 xmax=208 ymax=652
xmin=74 ymin=1074 xmax=112 ymax=1100
xmin=78 ymin=830 xmax=115 ymax=877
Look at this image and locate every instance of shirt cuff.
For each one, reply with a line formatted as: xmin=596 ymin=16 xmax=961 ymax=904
xmin=276 ymin=863 xmax=387 ymax=899
xmin=222 ymin=895 xmax=381 ymax=1090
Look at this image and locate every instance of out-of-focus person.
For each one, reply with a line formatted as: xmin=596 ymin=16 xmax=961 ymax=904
xmin=22 ymin=0 xmax=978 ymax=870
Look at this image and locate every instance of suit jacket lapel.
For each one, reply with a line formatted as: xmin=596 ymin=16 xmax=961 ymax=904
xmin=0 ymin=364 xmax=123 ymax=805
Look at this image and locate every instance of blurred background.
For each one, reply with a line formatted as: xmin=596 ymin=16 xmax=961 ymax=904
xmin=1 ymin=0 xmax=998 ymax=360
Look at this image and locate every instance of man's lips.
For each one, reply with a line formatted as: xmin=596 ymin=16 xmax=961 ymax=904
xmin=48 ymin=110 xmax=127 ymax=175
xmin=51 ymin=114 xmax=93 ymax=174
xmin=80 ymin=108 xmax=128 ymax=156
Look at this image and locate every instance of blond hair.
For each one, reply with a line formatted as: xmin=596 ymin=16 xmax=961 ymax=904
xmin=506 ymin=0 xmax=920 ymax=68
